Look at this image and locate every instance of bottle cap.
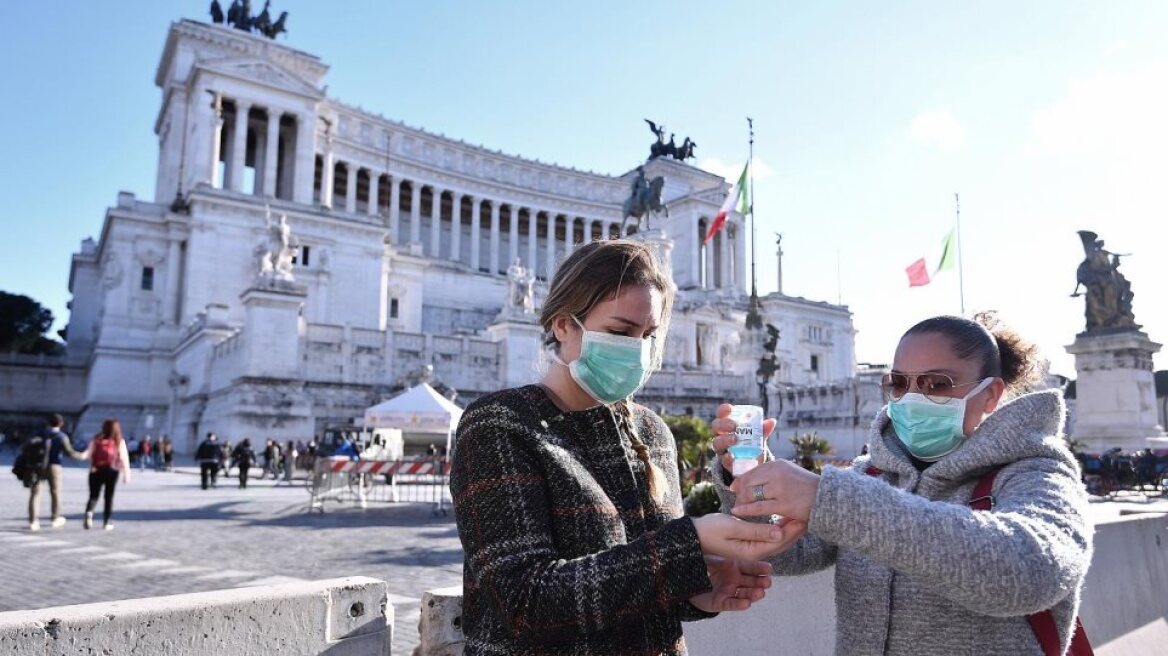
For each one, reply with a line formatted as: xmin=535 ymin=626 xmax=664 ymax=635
xmin=732 ymin=458 xmax=758 ymax=477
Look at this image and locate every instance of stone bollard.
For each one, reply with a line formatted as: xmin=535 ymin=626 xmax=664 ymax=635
xmin=413 ymin=586 xmax=464 ymax=656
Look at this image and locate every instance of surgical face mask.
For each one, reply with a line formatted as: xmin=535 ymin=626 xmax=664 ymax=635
xmin=549 ymin=316 xmax=653 ymax=404
xmin=887 ymin=378 xmax=994 ymax=461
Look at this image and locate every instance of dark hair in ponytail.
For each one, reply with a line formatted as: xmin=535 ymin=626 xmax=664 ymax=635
xmin=904 ymin=311 xmax=1043 ymax=394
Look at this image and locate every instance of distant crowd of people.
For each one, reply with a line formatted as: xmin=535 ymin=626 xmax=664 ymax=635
xmin=10 ymin=415 xmax=326 ymax=531
xmin=193 ymin=433 xmax=317 ymax=490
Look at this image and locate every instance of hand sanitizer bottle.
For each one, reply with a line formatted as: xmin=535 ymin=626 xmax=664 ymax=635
xmin=728 ymin=405 xmax=764 ymax=476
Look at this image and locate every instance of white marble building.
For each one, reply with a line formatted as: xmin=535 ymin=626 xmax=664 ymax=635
xmin=45 ymin=20 xmax=860 ymax=453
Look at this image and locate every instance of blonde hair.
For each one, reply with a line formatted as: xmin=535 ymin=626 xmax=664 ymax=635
xmin=540 ymin=238 xmax=675 ymax=504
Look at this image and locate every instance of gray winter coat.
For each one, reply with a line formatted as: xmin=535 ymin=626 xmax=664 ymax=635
xmin=714 ymin=390 xmax=1092 ymax=655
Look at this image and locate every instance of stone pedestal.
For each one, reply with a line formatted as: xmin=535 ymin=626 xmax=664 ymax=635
xmin=241 ymin=281 xmax=307 ymax=380
xmin=631 ymin=228 xmax=675 ymax=274
xmin=1066 ymin=330 xmax=1165 ymax=451
xmin=486 ymin=317 xmax=544 ymax=389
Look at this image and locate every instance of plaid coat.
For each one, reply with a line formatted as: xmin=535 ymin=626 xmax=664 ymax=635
xmin=451 ymin=385 xmax=715 ymax=655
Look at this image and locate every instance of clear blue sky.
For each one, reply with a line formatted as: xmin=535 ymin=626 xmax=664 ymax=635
xmin=2 ymin=1 xmax=1166 ymax=376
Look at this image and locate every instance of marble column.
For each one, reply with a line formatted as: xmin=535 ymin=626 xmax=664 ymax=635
xmin=367 ymin=172 xmax=380 ymax=218
xmin=585 ymin=218 xmax=595 ymax=246
xmin=262 ymin=109 xmax=280 ymax=197
xmin=450 ymin=192 xmax=463 ymax=263
xmin=388 ymin=177 xmax=402 ymax=243
xmin=692 ymin=219 xmax=703 ymax=291
xmin=545 ymin=213 xmax=558 ymax=280
xmin=228 ymin=101 xmax=251 ymax=192
xmin=470 ymin=197 xmax=482 ymax=271
xmin=321 ymin=149 xmax=335 ymax=209
xmin=345 ymin=163 xmax=357 ymax=213
xmin=489 ymin=200 xmax=501 ymax=275
xmin=704 ymin=229 xmax=717 ymax=289
xmin=292 ymin=114 xmax=314 ymax=205
xmin=163 ymin=238 xmax=181 ymax=325
xmin=430 ymin=187 xmax=442 ymax=257
xmin=508 ymin=205 xmax=520 ymax=267
xmin=563 ymin=217 xmax=575 ymax=257
xmin=527 ymin=210 xmax=539 ymax=272
xmin=209 ymin=95 xmax=224 ymax=188
xmin=409 ymin=182 xmax=422 ymax=245
xmin=720 ymin=225 xmax=732 ymax=290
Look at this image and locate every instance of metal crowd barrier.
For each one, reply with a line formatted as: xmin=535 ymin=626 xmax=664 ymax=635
xmin=307 ymin=457 xmax=452 ymax=515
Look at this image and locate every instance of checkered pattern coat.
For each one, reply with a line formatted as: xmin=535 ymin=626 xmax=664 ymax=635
xmin=451 ymin=385 xmax=715 ymax=655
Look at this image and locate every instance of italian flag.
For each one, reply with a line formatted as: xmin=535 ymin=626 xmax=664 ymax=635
xmin=906 ymin=227 xmax=957 ymax=287
xmin=704 ymin=163 xmax=750 ymax=244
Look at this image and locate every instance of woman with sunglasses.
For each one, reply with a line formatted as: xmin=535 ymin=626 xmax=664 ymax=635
xmin=710 ymin=313 xmax=1092 ymax=655
xmin=451 ymin=240 xmax=794 ymax=656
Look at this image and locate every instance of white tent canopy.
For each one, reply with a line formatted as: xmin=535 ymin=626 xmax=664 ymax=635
xmin=363 ymin=383 xmax=463 ymax=451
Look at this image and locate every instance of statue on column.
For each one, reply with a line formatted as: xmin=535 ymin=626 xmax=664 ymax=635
xmin=256 ymin=208 xmax=299 ymax=283
xmin=756 ymin=324 xmax=781 ymax=416
xmin=644 ymin=119 xmax=697 ymax=161
xmin=621 ymin=166 xmax=668 ymax=234
xmin=505 ymin=258 xmax=535 ymax=316
xmin=219 ymin=0 xmax=288 ymax=39
xmin=1071 ymin=230 xmax=1138 ymax=334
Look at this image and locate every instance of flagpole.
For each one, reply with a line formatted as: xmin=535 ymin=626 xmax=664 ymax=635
xmin=748 ymin=117 xmax=757 ymax=300
xmin=744 ymin=117 xmax=762 ymax=329
xmin=955 ymin=192 xmax=965 ymax=315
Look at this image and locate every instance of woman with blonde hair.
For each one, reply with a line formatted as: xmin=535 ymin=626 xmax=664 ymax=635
xmin=80 ymin=418 xmax=132 ymax=530
xmin=451 ymin=239 xmax=797 ymax=655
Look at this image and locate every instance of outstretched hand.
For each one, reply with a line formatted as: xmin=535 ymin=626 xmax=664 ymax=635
xmin=729 ymin=459 xmax=820 ymax=522
xmin=692 ymin=513 xmax=804 ymax=562
xmin=689 ymin=556 xmax=773 ymax=613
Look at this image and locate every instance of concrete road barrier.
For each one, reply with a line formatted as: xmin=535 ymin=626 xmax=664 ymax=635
xmin=416 ymin=514 xmax=1168 ymax=655
xmin=0 ymin=576 xmax=392 ymax=656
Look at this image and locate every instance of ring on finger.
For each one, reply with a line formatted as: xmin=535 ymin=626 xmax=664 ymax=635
xmin=751 ymin=483 xmax=766 ymax=503
xmin=733 ymin=586 xmax=743 ymax=599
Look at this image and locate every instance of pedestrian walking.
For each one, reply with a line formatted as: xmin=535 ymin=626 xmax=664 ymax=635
xmin=161 ymin=436 xmax=174 ymax=472
xmin=282 ymin=440 xmax=298 ymax=484
xmin=195 ymin=433 xmax=221 ymax=489
xmin=139 ymin=437 xmax=153 ymax=472
xmin=261 ymin=439 xmax=274 ymax=479
xmin=232 ymin=439 xmax=256 ymax=488
xmin=18 ymin=414 xmax=84 ymax=531
xmin=79 ymin=419 xmax=131 ymax=530
xmin=219 ymin=440 xmax=232 ymax=477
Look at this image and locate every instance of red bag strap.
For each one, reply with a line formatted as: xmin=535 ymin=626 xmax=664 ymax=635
xmin=969 ymin=468 xmax=998 ymax=511
xmin=864 ymin=464 xmax=1093 ymax=656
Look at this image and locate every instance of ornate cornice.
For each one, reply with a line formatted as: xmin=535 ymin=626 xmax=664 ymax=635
xmin=158 ymin=20 xmax=328 ymax=89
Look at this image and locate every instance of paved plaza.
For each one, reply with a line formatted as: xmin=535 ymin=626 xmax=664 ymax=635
xmin=0 ymin=456 xmax=463 ymax=654
xmin=2 ymin=453 xmax=1166 ymax=654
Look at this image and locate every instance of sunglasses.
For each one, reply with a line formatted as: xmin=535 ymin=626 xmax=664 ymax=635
xmin=881 ymin=372 xmax=985 ymax=404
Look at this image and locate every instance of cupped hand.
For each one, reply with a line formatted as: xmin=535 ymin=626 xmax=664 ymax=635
xmin=710 ymin=403 xmax=777 ymax=475
xmin=689 ymin=556 xmax=773 ymax=613
xmin=729 ymin=459 xmax=820 ymax=522
xmin=692 ymin=513 xmax=792 ymax=562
